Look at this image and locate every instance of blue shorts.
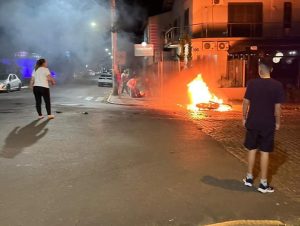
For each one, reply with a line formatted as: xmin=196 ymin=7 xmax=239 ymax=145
xmin=244 ymin=129 xmax=275 ymax=152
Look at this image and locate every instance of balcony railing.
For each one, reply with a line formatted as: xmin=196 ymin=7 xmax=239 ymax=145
xmin=164 ymin=22 xmax=300 ymax=47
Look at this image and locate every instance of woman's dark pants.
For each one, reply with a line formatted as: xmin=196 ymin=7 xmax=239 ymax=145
xmin=33 ymin=86 xmax=51 ymax=116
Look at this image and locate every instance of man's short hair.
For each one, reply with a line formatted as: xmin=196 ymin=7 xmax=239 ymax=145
xmin=259 ymin=57 xmax=273 ymax=69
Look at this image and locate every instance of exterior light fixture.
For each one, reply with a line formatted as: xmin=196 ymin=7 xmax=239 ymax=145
xmin=250 ymin=46 xmax=258 ymax=51
xmin=289 ymin=50 xmax=297 ymax=56
xmin=90 ymin=22 xmax=97 ymax=27
xmin=273 ymin=51 xmax=283 ymax=63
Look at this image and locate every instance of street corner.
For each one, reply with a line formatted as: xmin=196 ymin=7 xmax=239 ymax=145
xmin=204 ymin=220 xmax=285 ymax=226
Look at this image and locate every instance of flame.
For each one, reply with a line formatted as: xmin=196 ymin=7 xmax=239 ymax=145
xmin=187 ymin=74 xmax=231 ymax=112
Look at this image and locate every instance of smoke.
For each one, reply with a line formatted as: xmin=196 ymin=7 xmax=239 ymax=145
xmin=0 ymin=0 xmax=111 ymax=64
xmin=0 ymin=0 xmax=150 ymax=81
xmin=114 ymin=0 xmax=148 ymax=70
xmin=116 ymin=1 xmax=147 ymax=36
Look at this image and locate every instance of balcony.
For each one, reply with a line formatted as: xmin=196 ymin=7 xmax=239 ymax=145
xmin=164 ymin=22 xmax=300 ymax=48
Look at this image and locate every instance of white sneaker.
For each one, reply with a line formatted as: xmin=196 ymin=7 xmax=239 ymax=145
xmin=48 ymin=115 xmax=55 ymax=120
xmin=257 ymin=183 xmax=275 ymax=193
xmin=38 ymin=115 xmax=44 ymax=119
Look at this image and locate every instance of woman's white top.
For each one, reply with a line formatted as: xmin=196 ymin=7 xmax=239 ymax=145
xmin=32 ymin=67 xmax=51 ymax=88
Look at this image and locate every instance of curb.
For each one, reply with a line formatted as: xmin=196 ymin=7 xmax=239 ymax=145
xmin=106 ymin=94 xmax=148 ymax=107
xmin=205 ymin=220 xmax=285 ymax=226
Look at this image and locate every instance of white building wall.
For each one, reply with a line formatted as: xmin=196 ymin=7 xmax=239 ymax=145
xmin=151 ymin=0 xmax=300 ymax=100
xmin=191 ymin=0 xmax=300 ymax=37
xmin=191 ymin=0 xmax=300 ymax=23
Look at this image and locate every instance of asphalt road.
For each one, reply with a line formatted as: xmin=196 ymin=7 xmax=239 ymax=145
xmin=0 ymin=79 xmax=299 ymax=226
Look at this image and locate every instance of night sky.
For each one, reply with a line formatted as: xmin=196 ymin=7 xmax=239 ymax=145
xmin=117 ymin=0 xmax=167 ymax=35
xmin=0 ymin=0 xmax=169 ymax=58
xmin=122 ymin=0 xmax=165 ymax=16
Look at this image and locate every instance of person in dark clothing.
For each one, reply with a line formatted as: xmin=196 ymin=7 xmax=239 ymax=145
xmin=242 ymin=57 xmax=284 ymax=193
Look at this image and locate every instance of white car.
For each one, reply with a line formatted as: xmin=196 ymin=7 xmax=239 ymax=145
xmin=88 ymin=70 xmax=96 ymax=76
xmin=98 ymin=73 xmax=113 ymax=87
xmin=0 ymin=73 xmax=22 ymax=92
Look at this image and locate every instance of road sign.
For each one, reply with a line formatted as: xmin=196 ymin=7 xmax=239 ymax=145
xmin=134 ymin=44 xmax=154 ymax=57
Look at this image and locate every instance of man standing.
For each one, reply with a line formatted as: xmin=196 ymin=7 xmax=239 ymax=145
xmin=242 ymin=58 xmax=284 ymax=193
xmin=121 ymin=69 xmax=129 ymax=94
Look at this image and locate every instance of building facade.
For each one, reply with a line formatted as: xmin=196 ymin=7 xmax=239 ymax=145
xmin=146 ymin=0 xmax=300 ymax=100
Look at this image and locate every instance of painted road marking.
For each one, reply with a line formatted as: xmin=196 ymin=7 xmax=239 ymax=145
xmin=57 ymin=103 xmax=81 ymax=106
xmin=85 ymin=96 xmax=94 ymax=101
xmin=95 ymin=97 xmax=103 ymax=102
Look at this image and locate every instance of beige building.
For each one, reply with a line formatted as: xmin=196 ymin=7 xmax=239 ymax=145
xmin=145 ymin=0 xmax=300 ymax=100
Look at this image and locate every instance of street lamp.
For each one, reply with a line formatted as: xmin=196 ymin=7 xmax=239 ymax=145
xmin=90 ymin=22 xmax=97 ymax=28
xmin=105 ymin=48 xmax=109 ymax=52
xmin=141 ymin=41 xmax=147 ymax=47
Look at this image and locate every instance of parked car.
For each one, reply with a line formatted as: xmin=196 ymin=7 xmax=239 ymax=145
xmin=98 ymin=73 xmax=113 ymax=87
xmin=0 ymin=73 xmax=22 ymax=92
xmin=87 ymin=70 xmax=96 ymax=76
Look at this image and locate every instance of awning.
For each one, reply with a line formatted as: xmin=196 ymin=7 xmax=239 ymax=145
xmin=229 ymin=38 xmax=300 ymax=54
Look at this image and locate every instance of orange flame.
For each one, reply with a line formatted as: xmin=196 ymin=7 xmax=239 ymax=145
xmin=187 ymin=74 xmax=231 ymax=112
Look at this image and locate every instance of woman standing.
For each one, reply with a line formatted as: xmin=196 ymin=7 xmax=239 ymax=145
xmin=30 ymin=59 xmax=56 ymax=119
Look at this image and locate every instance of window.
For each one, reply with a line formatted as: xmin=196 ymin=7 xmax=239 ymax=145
xmin=228 ymin=3 xmax=263 ymax=37
xmin=173 ymin=18 xmax=178 ymax=28
xmin=184 ymin=8 xmax=189 ymax=33
xmin=173 ymin=19 xmax=178 ymax=36
xmin=223 ymin=59 xmax=245 ymax=87
xmin=284 ymin=2 xmax=292 ymax=28
xmin=177 ymin=16 xmax=181 ymax=31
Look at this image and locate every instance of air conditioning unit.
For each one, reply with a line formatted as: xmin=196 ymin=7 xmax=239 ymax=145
xmin=202 ymin=41 xmax=216 ymax=50
xmin=212 ymin=0 xmax=224 ymax=5
xmin=217 ymin=41 xmax=229 ymax=51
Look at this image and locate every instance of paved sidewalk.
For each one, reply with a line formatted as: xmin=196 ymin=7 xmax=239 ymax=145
xmin=107 ymin=93 xmax=156 ymax=107
xmin=107 ymin=96 xmax=300 ymax=202
xmin=186 ymin=104 xmax=300 ymax=202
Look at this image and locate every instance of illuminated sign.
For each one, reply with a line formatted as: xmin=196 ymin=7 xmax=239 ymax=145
xmin=134 ymin=44 xmax=154 ymax=56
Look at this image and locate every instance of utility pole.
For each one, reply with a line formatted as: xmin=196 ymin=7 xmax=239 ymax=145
xmin=111 ymin=0 xmax=118 ymax=95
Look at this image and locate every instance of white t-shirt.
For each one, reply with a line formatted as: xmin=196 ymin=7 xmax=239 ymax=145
xmin=32 ymin=67 xmax=51 ymax=88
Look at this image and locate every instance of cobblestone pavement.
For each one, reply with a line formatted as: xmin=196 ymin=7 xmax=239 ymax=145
xmin=183 ymin=105 xmax=300 ymax=201
xmin=108 ymin=94 xmax=300 ymax=202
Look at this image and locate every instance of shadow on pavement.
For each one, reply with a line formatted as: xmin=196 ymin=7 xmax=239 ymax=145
xmin=251 ymin=150 xmax=288 ymax=183
xmin=0 ymin=119 xmax=49 ymax=159
xmin=269 ymin=148 xmax=288 ymax=183
xmin=201 ymin=176 xmax=255 ymax=192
